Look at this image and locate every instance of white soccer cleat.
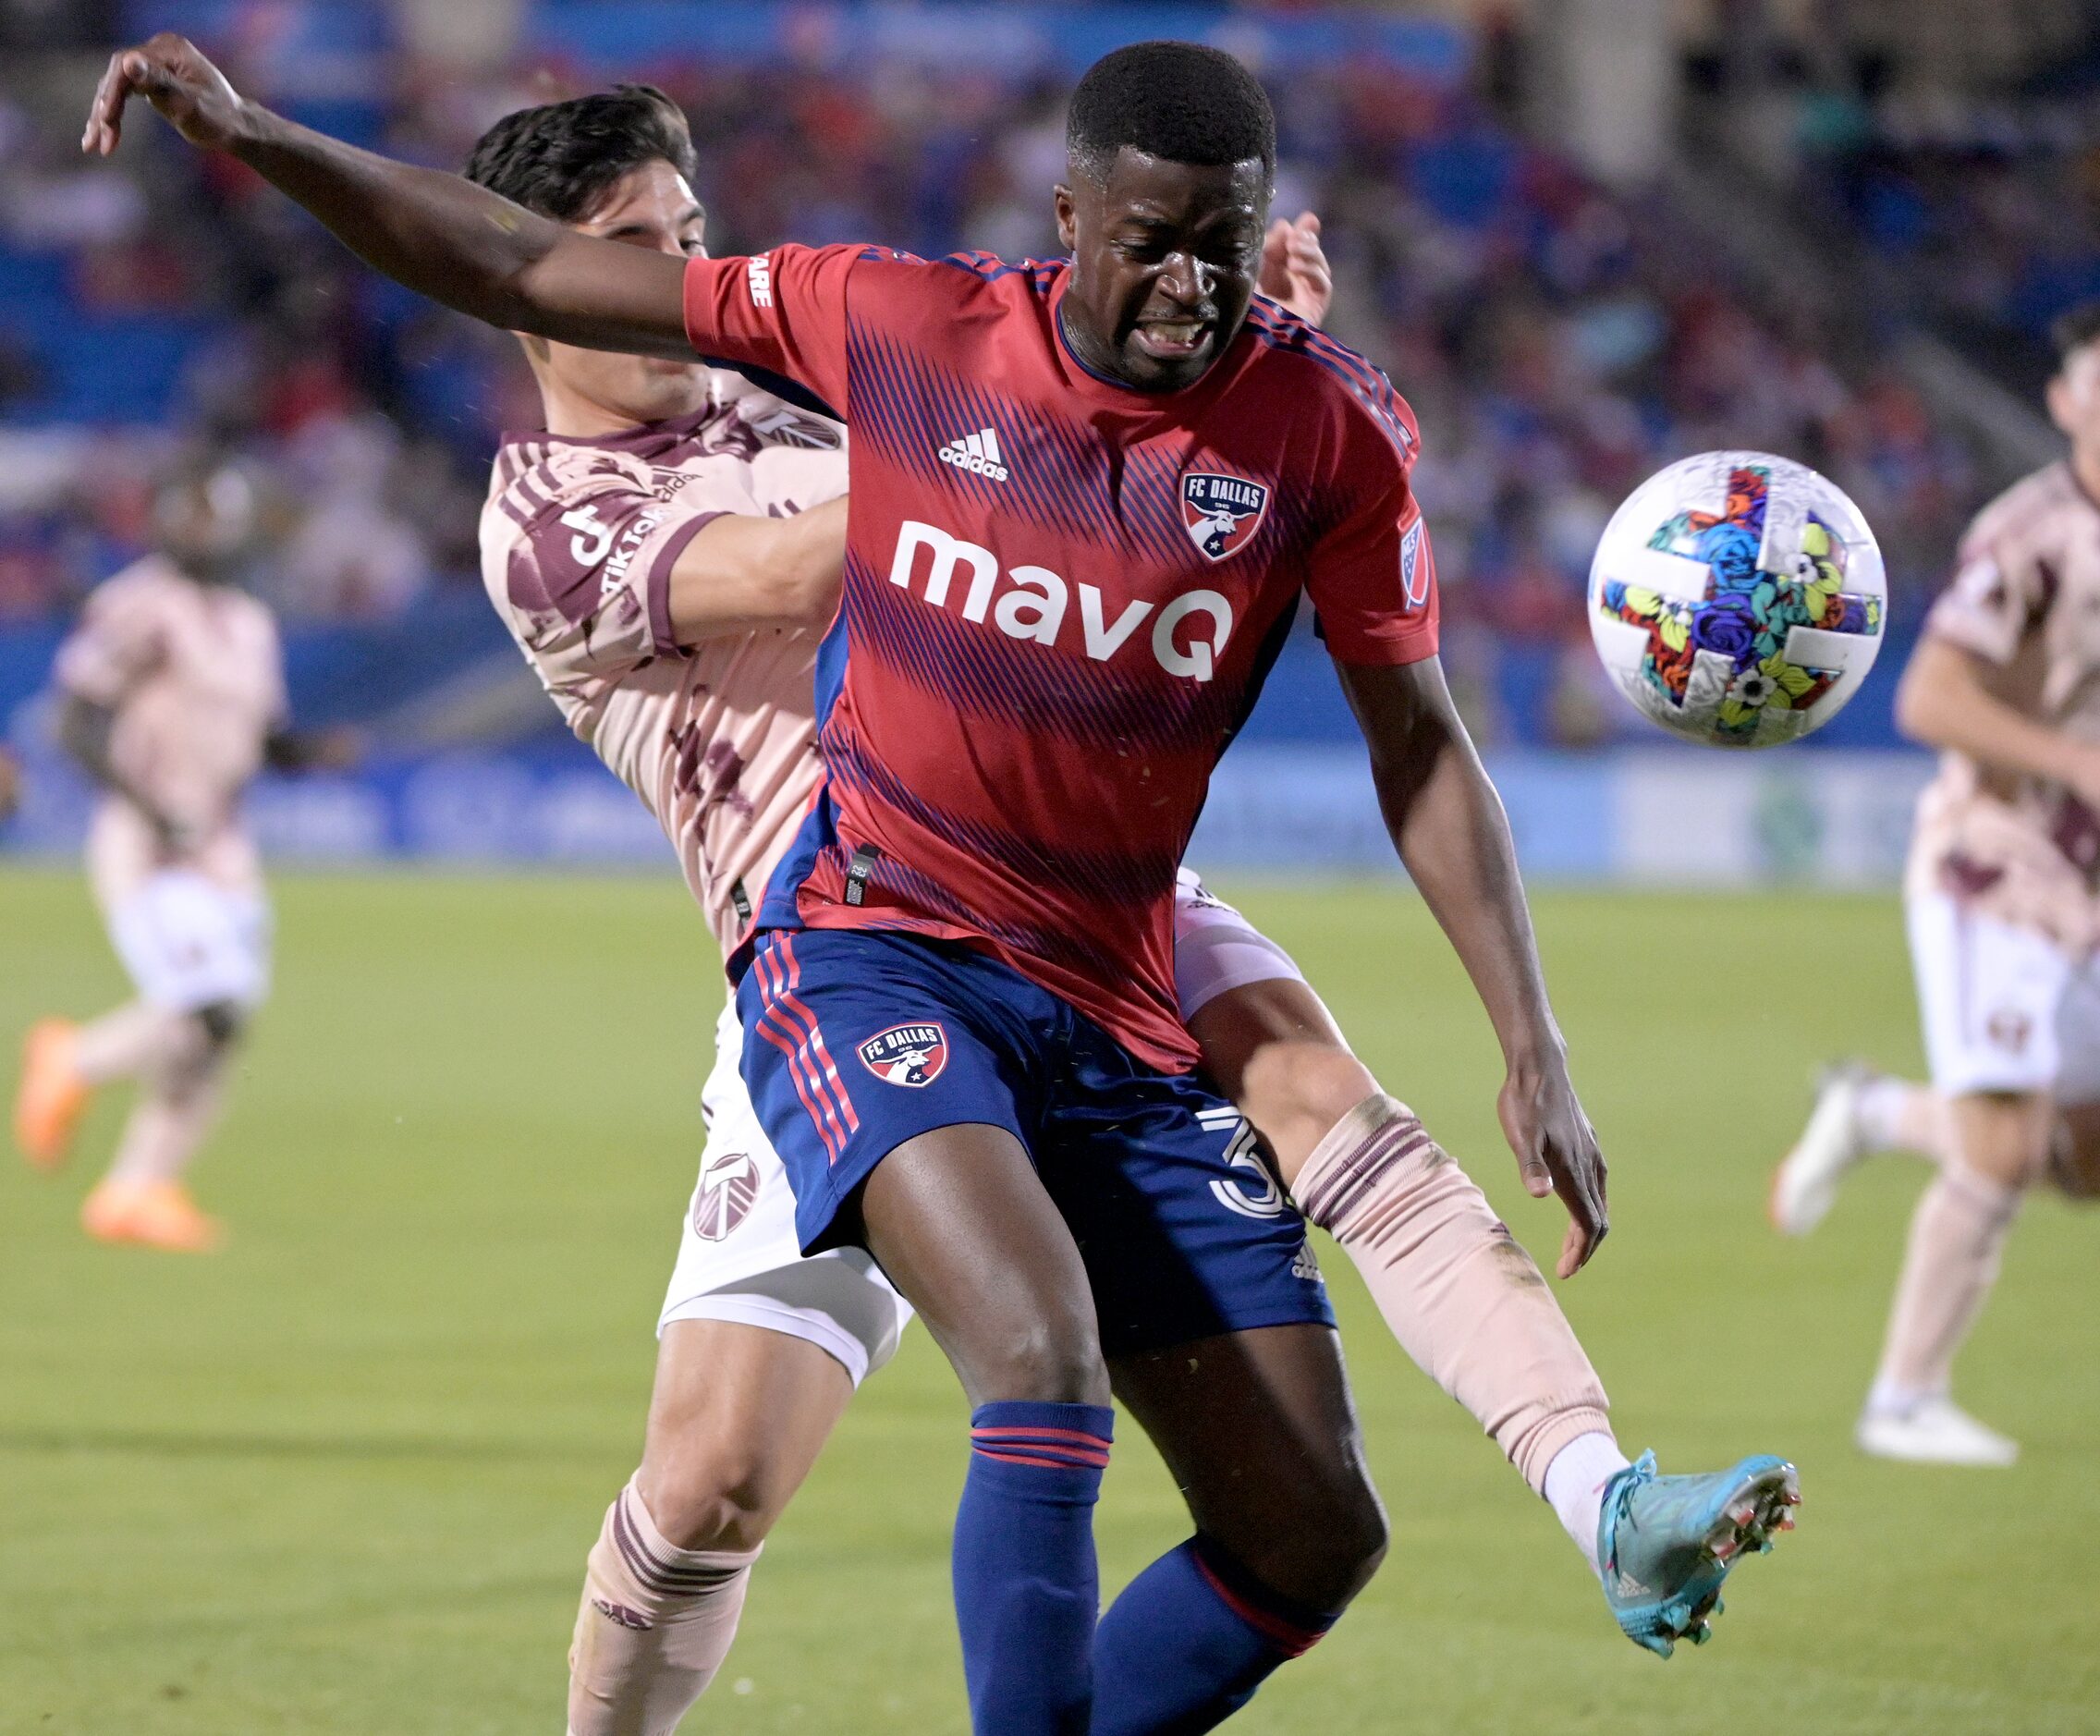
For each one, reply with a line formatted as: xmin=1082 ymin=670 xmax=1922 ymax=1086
xmin=1856 ymin=1396 xmax=2018 ymax=1468
xmin=1769 ymin=1063 xmax=1873 ymax=1237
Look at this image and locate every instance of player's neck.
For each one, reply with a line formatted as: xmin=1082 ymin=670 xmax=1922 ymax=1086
xmin=537 ymin=380 xmax=649 ymax=440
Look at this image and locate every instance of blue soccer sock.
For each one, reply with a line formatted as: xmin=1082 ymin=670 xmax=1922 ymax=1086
xmin=1091 ymin=1535 xmax=1340 ymax=1736
xmin=953 ymin=1400 xmax=1114 ymax=1735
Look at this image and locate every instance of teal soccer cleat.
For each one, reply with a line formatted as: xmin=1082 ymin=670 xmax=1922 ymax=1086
xmin=1597 ymin=1450 xmax=1800 ymax=1657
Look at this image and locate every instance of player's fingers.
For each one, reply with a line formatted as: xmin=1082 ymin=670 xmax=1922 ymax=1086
xmin=83 ymin=52 xmax=134 ymax=153
xmin=1297 ymin=210 xmax=1321 ymax=235
xmin=1518 ymin=1137 xmax=1553 ymax=1198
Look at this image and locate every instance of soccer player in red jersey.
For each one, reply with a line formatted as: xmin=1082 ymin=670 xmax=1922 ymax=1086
xmin=89 ymin=37 xmax=1801 ymax=1731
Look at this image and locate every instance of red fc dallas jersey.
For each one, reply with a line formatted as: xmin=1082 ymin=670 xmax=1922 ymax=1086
xmin=683 ymin=245 xmax=1438 ymax=1070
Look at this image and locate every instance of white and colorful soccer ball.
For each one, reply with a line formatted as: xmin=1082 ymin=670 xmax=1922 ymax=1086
xmin=1586 ymin=452 xmax=1886 ymax=748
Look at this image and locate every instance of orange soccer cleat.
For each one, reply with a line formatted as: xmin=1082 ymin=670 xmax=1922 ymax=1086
xmin=14 ymin=1019 xmax=91 ymax=1171
xmin=80 ymin=1179 xmax=226 ymax=1253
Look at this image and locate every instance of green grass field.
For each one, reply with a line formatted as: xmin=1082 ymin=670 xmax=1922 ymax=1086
xmin=4 ymin=867 xmax=2097 ymax=1734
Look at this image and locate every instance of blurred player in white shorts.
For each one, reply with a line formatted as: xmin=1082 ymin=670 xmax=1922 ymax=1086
xmin=12 ymin=462 xmax=324 ymax=1252
xmin=1773 ymin=302 xmax=2100 ymax=1466
xmin=438 ymin=84 xmax=1770 ymax=1736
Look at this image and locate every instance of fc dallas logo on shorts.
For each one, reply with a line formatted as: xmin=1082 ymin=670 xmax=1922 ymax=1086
xmin=691 ymin=1150 xmax=759 ymax=1241
xmin=1181 ymin=472 xmax=1270 ymax=563
xmin=858 ymin=1022 xmax=948 ymax=1087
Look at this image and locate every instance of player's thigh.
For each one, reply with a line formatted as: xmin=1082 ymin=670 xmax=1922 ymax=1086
xmin=663 ymin=999 xmax=913 ymax=1388
xmin=1906 ymin=891 xmax=2068 ymax=1101
xmin=737 ymin=929 xmax=1103 ymax=1406
xmin=638 ymin=1319 xmax=856 ymax=1552
xmin=2047 ymin=954 xmax=2100 ymax=1195
xmin=1173 ymin=874 xmax=1378 ymax=1184
xmin=1109 ymin=1322 xmax=1386 ymax=1609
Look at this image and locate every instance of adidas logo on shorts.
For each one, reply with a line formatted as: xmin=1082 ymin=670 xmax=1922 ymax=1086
xmin=938 ymin=426 xmax=1008 ymax=482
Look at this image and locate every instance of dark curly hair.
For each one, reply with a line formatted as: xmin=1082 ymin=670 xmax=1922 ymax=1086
xmin=462 ymin=85 xmax=698 ymax=222
xmin=1066 ymin=41 xmax=1276 ymax=188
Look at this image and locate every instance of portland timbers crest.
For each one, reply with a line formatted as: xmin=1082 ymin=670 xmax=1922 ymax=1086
xmin=858 ymin=1022 xmax=948 ymax=1087
xmin=691 ymin=1149 xmax=759 ymax=1241
xmin=1182 ymin=471 xmax=1270 ymax=563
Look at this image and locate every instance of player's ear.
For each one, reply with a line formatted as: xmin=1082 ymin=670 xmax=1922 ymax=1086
xmin=2046 ymin=373 xmax=2075 ymax=439
xmin=1054 ymin=183 xmax=1079 ymax=253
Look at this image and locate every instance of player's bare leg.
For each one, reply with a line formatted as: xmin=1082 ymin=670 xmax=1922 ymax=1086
xmin=1190 ymin=973 xmax=1798 ymax=1654
xmin=1859 ymin=1088 xmax=2039 ymax=1466
xmin=79 ymin=1001 xmax=238 ymax=1251
xmin=568 ymin=1319 xmax=851 ymax=1736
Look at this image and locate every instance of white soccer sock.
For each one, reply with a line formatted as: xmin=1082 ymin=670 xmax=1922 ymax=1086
xmin=1542 ymin=1430 xmax=1631 ymax=1578
xmin=1867 ymin=1162 xmax=2021 ymax=1414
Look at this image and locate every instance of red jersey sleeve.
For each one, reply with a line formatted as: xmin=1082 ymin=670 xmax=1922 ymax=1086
xmin=681 ymin=243 xmax=873 ymax=419
xmin=1305 ymin=413 xmax=1440 ymax=666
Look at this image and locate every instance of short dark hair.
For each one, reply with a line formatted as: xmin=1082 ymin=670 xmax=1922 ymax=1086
xmin=2052 ymin=301 xmax=2100 ymax=367
xmin=1066 ymin=41 xmax=1276 ymax=188
xmin=462 ymin=85 xmax=698 ymax=222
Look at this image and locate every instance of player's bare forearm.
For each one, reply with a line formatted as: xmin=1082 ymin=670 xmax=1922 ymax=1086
xmin=1897 ymin=634 xmax=2084 ymax=787
xmin=667 ymin=499 xmax=849 ymax=643
xmin=1336 ymin=657 xmax=1608 ymax=1275
xmin=83 ymin=35 xmax=690 ymax=359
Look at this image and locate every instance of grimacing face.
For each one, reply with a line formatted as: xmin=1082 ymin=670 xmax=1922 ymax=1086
xmin=2048 ymin=338 xmax=2100 ymax=461
xmin=534 ymin=157 xmax=712 ymax=425
xmin=1054 ymin=147 xmax=1272 ymax=394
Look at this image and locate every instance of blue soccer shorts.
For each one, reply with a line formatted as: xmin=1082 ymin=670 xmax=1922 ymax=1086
xmin=734 ymin=926 xmax=1333 ymax=1357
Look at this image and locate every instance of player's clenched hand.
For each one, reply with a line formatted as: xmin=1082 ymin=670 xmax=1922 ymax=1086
xmin=82 ymin=33 xmax=250 ymax=158
xmin=1259 ymin=212 xmax=1332 ymax=326
xmin=1497 ymin=1058 xmax=1608 ymax=1279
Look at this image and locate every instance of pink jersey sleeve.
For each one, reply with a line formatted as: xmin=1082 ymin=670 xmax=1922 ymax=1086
xmin=54 ymin=574 xmax=166 ymax=704
xmin=681 ymin=244 xmax=881 ymax=415
xmin=1924 ymin=523 xmax=2053 ymax=666
xmin=497 ymin=456 xmax=727 ymax=681
xmin=1305 ymin=412 xmax=1440 ymax=666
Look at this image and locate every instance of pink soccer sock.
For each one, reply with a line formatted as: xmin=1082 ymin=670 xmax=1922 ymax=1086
xmin=1869 ymin=1163 xmax=2021 ymax=1412
xmin=1855 ymin=1076 xmax=1950 ymax=1162
xmin=1290 ymin=1094 xmax=1615 ymax=1495
xmin=568 ymin=1478 xmax=761 ymax=1736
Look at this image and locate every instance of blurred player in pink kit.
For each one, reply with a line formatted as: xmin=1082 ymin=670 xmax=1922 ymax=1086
xmin=1773 ymin=301 xmax=2100 ymax=1466
xmin=92 ymin=46 xmax=1801 ymax=1734
xmin=13 ymin=462 xmax=335 ymax=1250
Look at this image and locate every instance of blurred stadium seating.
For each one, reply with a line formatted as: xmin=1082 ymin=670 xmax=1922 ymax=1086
xmin=0 ymin=0 xmax=2082 ymax=874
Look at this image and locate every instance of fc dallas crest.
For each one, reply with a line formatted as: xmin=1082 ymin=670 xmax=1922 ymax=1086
xmin=858 ymin=1021 xmax=948 ymax=1087
xmin=1181 ymin=472 xmax=1269 ymax=563
xmin=690 ymin=1150 xmax=759 ymax=1241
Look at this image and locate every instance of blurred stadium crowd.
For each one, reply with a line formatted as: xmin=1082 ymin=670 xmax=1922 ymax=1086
xmin=0 ymin=0 xmax=2092 ymax=749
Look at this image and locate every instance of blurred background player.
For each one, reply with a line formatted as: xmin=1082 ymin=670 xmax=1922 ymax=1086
xmin=1772 ymin=301 xmax=2100 ymax=1467
xmin=11 ymin=458 xmax=344 ymax=1250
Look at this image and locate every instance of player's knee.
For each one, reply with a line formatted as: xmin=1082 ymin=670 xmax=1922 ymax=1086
xmin=1237 ymin=1040 xmax=1380 ymax=1183
xmin=961 ymin=1303 xmax=1108 ymax=1407
xmin=189 ymin=999 xmax=246 ymax=1052
xmin=1227 ymin=1476 xmax=1388 ymax=1613
xmin=640 ymin=1437 xmax=789 ymax=1554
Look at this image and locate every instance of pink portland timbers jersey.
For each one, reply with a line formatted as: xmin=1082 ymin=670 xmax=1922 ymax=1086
xmin=479 ymin=379 xmax=847 ymax=958
xmin=683 ymin=244 xmax=1439 ymax=1070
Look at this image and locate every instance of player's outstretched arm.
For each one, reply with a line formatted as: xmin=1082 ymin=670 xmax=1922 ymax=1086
xmin=667 ymin=498 xmax=848 ymax=642
xmin=1336 ymin=656 xmax=1609 ymax=1278
xmin=82 ymin=35 xmax=691 ymax=361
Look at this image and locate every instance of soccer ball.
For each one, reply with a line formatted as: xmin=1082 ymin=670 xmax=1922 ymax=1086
xmin=1586 ymin=452 xmax=1886 ymax=748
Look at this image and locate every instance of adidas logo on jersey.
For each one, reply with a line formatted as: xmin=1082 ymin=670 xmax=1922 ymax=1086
xmin=938 ymin=426 xmax=1008 ymax=482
